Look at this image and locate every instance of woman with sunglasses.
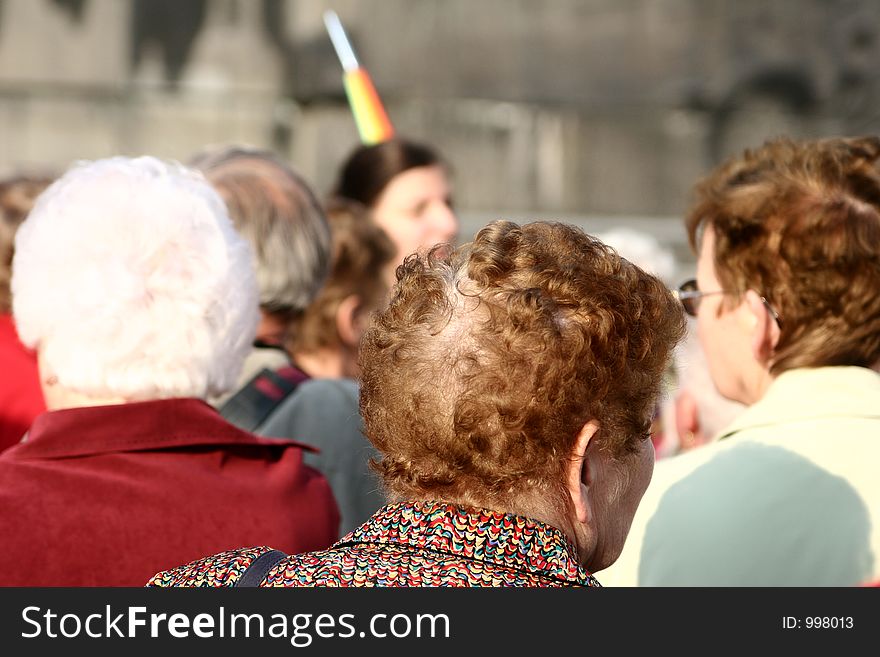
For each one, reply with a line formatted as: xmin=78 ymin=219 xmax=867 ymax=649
xmin=602 ymin=135 xmax=880 ymax=587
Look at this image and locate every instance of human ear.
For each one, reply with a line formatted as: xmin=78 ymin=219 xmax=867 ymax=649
xmin=335 ymin=295 xmax=363 ymax=348
xmin=745 ymin=290 xmax=780 ymax=365
xmin=567 ymin=420 xmax=600 ymax=524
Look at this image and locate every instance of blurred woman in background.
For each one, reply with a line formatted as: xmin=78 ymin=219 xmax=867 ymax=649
xmin=333 ymin=137 xmax=458 ymax=273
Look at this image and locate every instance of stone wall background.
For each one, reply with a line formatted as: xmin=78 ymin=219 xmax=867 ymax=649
xmin=1 ymin=0 xmax=879 ymax=277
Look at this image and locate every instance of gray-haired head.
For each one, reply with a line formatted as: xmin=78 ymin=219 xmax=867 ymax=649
xmin=190 ymin=146 xmax=331 ymax=317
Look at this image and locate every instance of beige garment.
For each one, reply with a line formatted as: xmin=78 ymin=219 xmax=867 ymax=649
xmin=600 ymin=366 xmax=880 ymax=586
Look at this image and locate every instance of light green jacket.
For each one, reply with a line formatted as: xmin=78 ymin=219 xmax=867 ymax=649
xmin=599 ymin=366 xmax=880 ymax=586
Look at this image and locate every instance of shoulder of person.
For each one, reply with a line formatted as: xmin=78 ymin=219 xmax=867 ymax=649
xmin=146 ymin=546 xmax=277 ymax=588
xmin=277 ymin=377 xmax=360 ymax=415
xmin=256 ymin=377 xmax=361 ymax=438
xmin=295 ymin=377 xmax=359 ymax=404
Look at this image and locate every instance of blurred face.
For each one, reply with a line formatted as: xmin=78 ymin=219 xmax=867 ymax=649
xmin=371 ymin=165 xmax=458 ymax=264
xmin=582 ymin=437 xmax=655 ymax=572
xmin=695 ymin=225 xmax=753 ymax=404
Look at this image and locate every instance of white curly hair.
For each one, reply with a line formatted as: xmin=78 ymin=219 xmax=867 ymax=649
xmin=11 ymin=156 xmax=259 ymax=401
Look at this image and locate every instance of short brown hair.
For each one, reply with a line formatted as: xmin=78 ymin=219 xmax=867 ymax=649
xmin=360 ymin=220 xmax=684 ymax=507
xmin=190 ymin=146 xmax=331 ymax=316
xmin=686 ymin=135 xmax=880 ymax=373
xmin=290 ymin=199 xmax=395 ymax=354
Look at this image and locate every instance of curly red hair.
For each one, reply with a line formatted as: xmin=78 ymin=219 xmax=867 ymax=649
xmin=359 ymin=220 xmax=685 ymax=509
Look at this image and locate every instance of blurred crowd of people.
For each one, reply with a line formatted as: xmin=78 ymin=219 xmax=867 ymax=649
xmin=0 ymin=132 xmax=878 ymax=587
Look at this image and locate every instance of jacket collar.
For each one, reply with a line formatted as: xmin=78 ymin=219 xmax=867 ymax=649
xmin=8 ymin=398 xmax=315 ymax=460
xmin=719 ymin=366 xmax=880 ymax=440
xmin=337 ymin=500 xmax=599 ymax=586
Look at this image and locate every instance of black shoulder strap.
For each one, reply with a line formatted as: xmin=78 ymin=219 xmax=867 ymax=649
xmin=234 ymin=549 xmax=288 ymax=587
xmin=219 ymin=365 xmax=310 ymax=432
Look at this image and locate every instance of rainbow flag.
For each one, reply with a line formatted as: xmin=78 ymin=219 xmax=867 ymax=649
xmin=324 ymin=10 xmax=395 ymax=145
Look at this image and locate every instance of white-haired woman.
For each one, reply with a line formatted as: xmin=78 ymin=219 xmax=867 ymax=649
xmin=0 ymin=156 xmax=338 ymax=586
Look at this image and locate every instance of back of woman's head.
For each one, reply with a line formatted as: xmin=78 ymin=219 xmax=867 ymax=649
xmin=333 ymin=138 xmax=443 ymax=207
xmin=190 ymin=146 xmax=331 ymax=316
xmin=12 ymin=156 xmax=259 ymax=401
xmin=360 ymin=220 xmax=685 ymax=509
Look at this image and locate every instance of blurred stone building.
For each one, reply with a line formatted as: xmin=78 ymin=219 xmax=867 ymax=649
xmin=1 ymin=0 xmax=879 ymax=272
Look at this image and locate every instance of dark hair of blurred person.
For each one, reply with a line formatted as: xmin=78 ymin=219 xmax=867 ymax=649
xmin=0 ymin=174 xmax=53 ymax=452
xmin=0 ymin=156 xmax=338 ymax=585
xmin=150 ymin=220 xmax=685 ymax=587
xmin=333 ymin=137 xmax=457 ymax=270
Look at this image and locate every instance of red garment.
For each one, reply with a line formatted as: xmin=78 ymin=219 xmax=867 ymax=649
xmin=0 ymin=398 xmax=339 ymax=586
xmin=0 ymin=314 xmax=45 ymax=452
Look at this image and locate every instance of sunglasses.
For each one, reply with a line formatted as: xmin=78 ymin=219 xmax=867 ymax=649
xmin=675 ymin=279 xmax=783 ymax=328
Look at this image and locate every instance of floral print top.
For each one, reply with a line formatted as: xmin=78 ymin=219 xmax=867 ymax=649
xmin=148 ymin=500 xmax=600 ymax=587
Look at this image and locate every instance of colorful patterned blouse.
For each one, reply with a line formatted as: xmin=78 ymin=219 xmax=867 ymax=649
xmin=148 ymin=500 xmax=601 ymax=587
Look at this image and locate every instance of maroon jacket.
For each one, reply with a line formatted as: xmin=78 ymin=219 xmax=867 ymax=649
xmin=0 ymin=398 xmax=339 ymax=586
xmin=0 ymin=314 xmax=45 ymax=452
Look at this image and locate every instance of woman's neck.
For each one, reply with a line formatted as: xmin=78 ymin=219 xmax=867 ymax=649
xmin=293 ymin=348 xmax=347 ymax=379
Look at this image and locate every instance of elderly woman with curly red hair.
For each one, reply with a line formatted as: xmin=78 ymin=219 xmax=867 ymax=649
xmin=150 ymin=220 xmax=685 ymax=587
